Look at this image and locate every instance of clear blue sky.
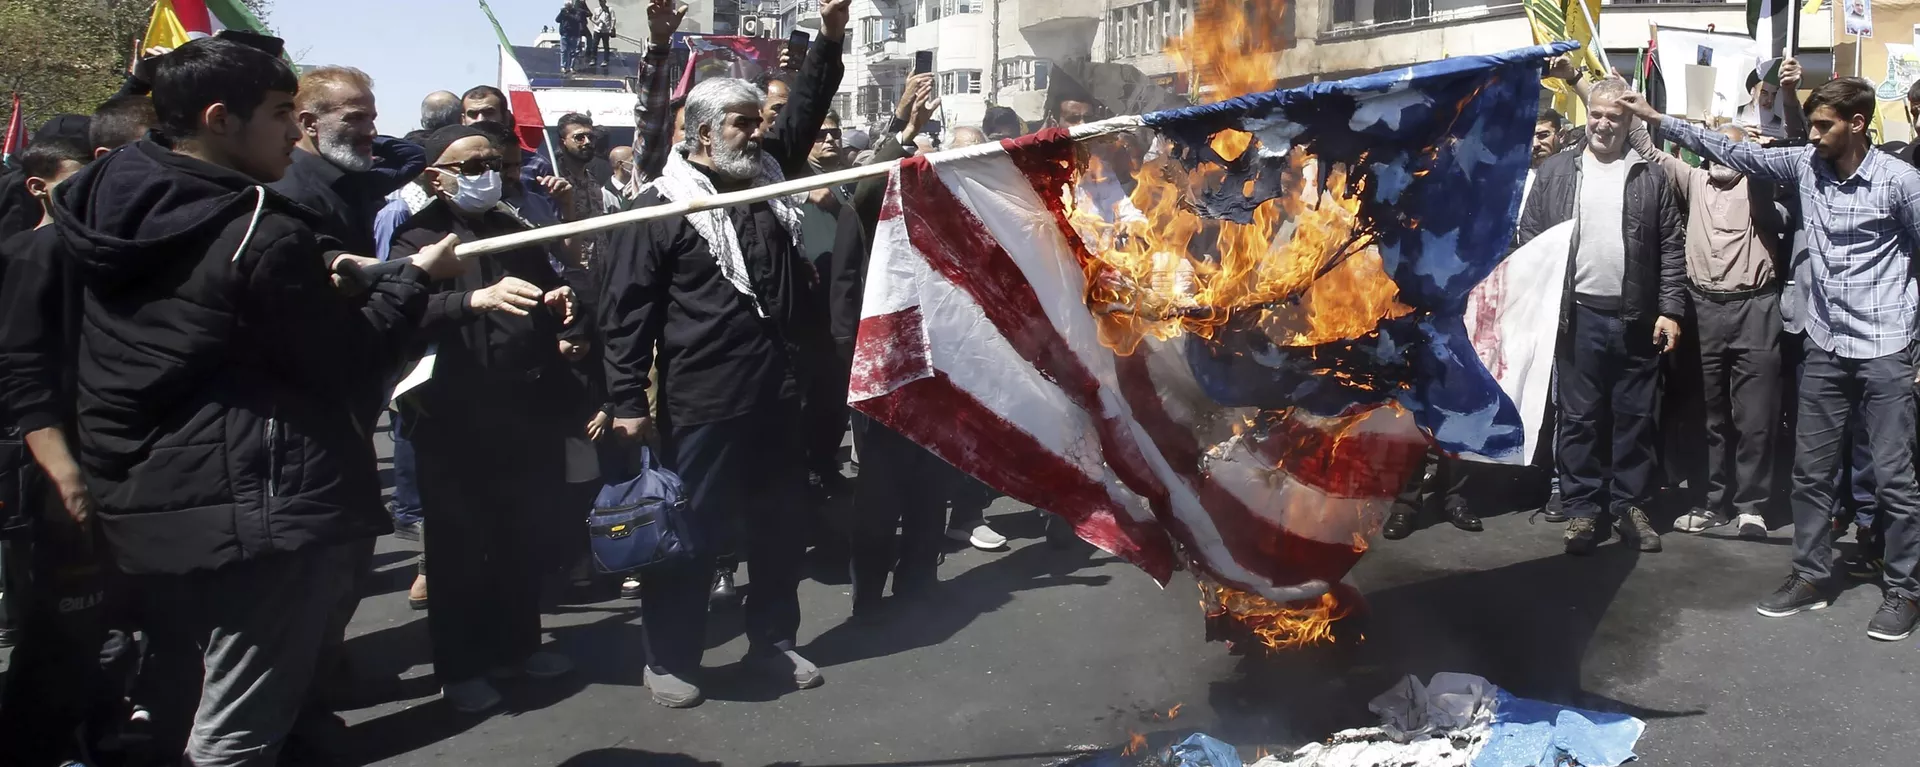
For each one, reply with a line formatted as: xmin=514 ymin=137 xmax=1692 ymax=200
xmin=273 ymin=0 xmax=557 ymax=136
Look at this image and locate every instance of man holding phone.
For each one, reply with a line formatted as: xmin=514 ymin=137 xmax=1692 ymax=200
xmin=1512 ymin=76 xmax=1686 ymax=556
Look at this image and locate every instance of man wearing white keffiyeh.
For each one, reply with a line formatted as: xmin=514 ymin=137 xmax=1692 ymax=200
xmin=596 ymin=0 xmax=850 ymax=710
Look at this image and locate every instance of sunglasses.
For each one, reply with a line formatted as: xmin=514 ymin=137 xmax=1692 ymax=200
xmin=814 ymin=128 xmax=843 ymax=144
xmin=433 ymin=157 xmax=504 ymax=175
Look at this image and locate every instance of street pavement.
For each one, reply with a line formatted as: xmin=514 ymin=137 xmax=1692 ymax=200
xmin=334 ymin=487 xmax=1920 ymax=767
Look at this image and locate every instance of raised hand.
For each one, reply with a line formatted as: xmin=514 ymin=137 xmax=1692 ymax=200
xmin=649 ymin=0 xmax=687 ymax=45
xmin=819 ymin=0 xmax=851 ymax=42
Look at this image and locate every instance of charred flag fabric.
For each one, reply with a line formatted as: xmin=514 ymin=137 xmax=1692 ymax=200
xmin=849 ymin=43 xmax=1579 ymax=602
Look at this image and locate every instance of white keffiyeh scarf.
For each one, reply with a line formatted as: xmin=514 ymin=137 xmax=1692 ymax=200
xmin=649 ymin=148 xmax=803 ymax=317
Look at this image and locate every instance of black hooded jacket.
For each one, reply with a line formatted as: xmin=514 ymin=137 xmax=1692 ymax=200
xmin=49 ymin=140 xmax=431 ymax=575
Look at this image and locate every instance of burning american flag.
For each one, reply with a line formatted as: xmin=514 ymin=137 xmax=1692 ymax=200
xmin=849 ymin=41 xmax=1580 ymax=636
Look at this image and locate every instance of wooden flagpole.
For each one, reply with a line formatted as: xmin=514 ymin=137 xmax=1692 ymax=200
xmin=451 ymin=116 xmax=1145 ymax=259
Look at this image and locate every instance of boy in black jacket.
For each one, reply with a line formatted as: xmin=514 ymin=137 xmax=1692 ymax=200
xmin=46 ymin=37 xmax=464 ymax=765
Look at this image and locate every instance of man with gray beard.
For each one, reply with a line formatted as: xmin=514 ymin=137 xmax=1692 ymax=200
xmin=271 ymin=66 xmax=426 ymax=258
xmin=266 ymin=64 xmax=427 ymax=754
xmin=599 ymin=0 xmax=851 ymax=709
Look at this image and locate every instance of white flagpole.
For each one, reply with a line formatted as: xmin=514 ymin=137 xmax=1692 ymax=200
xmin=452 ymin=116 xmax=1145 ymax=259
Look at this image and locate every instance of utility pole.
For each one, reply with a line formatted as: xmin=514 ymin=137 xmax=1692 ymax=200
xmin=988 ymin=0 xmax=1001 ymax=106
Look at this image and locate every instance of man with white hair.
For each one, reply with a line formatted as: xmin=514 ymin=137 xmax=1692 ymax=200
xmin=599 ymin=0 xmax=850 ymax=709
xmin=271 ymin=66 xmax=425 ymax=258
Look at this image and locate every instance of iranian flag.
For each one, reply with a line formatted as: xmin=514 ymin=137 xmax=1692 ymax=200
xmin=144 ymin=0 xmax=269 ymax=51
xmin=479 ymin=0 xmax=549 ymax=154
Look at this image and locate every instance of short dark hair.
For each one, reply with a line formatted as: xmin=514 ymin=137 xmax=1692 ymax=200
xmin=91 ymin=95 xmax=157 ymax=152
xmin=1536 ymin=108 xmax=1565 ymax=129
xmin=150 ymin=37 xmax=298 ymax=140
xmin=982 ymin=105 xmax=1024 ymax=137
xmin=1804 ymin=77 xmax=1876 ymax=124
xmin=1906 ymin=79 xmax=1920 ymax=104
xmin=823 ymin=110 xmax=841 ymax=124
xmin=19 ymin=137 xmax=90 ymax=180
xmin=762 ymin=72 xmax=793 ymax=91
xmin=463 ymin=85 xmax=507 ymax=106
xmin=558 ymin=112 xmax=593 ymax=132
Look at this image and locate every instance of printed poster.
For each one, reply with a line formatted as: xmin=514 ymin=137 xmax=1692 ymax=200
xmin=1845 ymin=0 xmax=1874 ymax=38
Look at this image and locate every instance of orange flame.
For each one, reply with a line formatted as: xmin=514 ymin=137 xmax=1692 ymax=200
xmin=1200 ymin=582 xmax=1350 ymax=650
xmin=1122 ymin=730 xmax=1149 ymax=756
xmin=1066 ymin=0 xmax=1408 ymax=357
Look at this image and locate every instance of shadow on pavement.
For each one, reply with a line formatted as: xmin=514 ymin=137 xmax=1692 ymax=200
xmin=800 ymin=533 xmax=1112 ymax=669
xmin=1196 ymin=542 xmax=1705 ymax=750
xmin=556 ymin=749 xmax=722 ymax=766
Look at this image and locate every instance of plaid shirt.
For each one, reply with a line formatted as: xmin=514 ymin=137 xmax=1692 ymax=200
xmin=633 ymin=43 xmax=676 ymax=184
xmin=1662 ymin=119 xmax=1920 ymax=359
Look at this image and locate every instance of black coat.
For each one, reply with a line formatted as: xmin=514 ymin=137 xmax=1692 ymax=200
xmin=49 ymin=140 xmax=430 ymax=575
xmin=268 ymin=137 xmax=426 ymax=256
xmin=598 ymin=36 xmax=844 ymax=428
xmin=1514 ymin=148 xmax=1687 ymax=334
xmin=388 ymin=199 xmax=583 ymax=435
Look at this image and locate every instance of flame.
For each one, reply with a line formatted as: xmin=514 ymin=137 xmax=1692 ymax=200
xmin=1122 ymin=730 xmax=1148 ymax=756
xmin=1166 ymin=703 xmax=1183 ymax=720
xmin=1200 ymin=582 xmax=1350 ymax=650
xmin=1066 ymin=0 xmax=1408 ymax=357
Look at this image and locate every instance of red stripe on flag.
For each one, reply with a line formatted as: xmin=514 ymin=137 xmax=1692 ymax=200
xmin=1004 ymin=134 xmax=1399 ymax=592
xmin=1245 ymin=416 xmax=1432 ymax=499
xmin=849 ymin=300 xmax=932 ymax=396
xmin=897 ymin=145 xmax=1369 ymax=594
xmin=852 ymin=319 xmax=1177 ymax=581
xmin=173 ymin=0 xmax=214 ymax=33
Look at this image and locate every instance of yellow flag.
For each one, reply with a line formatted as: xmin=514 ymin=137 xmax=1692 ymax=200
xmin=1801 ymin=0 xmax=1823 ymax=14
xmin=144 ymin=0 xmax=197 ymax=52
xmin=1526 ymin=0 xmax=1607 ymax=78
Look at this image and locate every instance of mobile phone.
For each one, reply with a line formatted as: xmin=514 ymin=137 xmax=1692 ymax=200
xmin=913 ymin=50 xmax=934 ymax=76
xmin=788 ymin=31 xmax=810 ymax=63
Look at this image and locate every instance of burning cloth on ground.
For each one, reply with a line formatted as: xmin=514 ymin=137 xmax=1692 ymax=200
xmin=847 ymin=43 xmax=1579 ymax=614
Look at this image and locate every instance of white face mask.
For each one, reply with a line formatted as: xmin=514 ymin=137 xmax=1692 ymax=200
xmin=435 ymin=168 xmax=503 ymax=213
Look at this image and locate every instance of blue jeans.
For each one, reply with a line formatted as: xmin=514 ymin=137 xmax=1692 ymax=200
xmin=390 ymin=416 xmax=422 ymax=525
xmin=560 ymin=35 xmax=581 ymax=69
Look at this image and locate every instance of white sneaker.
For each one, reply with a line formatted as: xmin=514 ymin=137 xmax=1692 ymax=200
xmin=442 ymin=678 xmax=503 ymax=713
xmin=966 ymin=524 xmax=1007 ymax=550
xmin=522 ymin=650 xmax=573 ymax=679
xmin=1737 ymin=513 xmax=1768 ymax=538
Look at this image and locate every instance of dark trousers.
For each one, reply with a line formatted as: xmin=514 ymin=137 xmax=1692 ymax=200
xmin=946 ymin=469 xmax=995 ymax=531
xmin=642 ymin=403 xmax=808 ymax=674
xmin=848 ymin=415 xmax=950 ymax=607
xmin=801 ymin=350 xmax=851 ymax=477
xmin=1700 ymin=337 xmax=1782 ymax=519
xmin=0 ymin=512 xmax=135 ymax=767
xmin=415 ymin=421 xmax=564 ymax=684
xmin=1790 ymin=344 xmax=1920 ymax=597
xmin=1556 ymin=303 xmax=1662 ymax=520
xmin=1389 ymin=448 xmax=1481 ymax=515
xmin=138 ymin=544 xmax=356 ymax=766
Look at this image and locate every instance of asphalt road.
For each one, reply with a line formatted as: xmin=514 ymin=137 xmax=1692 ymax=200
xmin=330 ymin=483 xmax=1920 ymax=767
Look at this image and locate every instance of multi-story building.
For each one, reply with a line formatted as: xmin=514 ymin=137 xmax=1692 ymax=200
xmin=1095 ymin=0 xmax=1838 ymax=98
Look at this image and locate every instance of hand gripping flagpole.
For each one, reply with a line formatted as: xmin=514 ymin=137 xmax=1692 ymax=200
xmin=450 ymin=116 xmax=1145 ymax=260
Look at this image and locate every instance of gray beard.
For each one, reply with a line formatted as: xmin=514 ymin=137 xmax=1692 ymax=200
xmin=711 ymin=141 xmax=762 ymax=181
xmin=318 ymin=133 xmax=374 ymax=172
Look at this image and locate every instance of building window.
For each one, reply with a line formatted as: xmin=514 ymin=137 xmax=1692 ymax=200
xmin=941 ymin=0 xmax=977 ymax=15
xmin=858 ymin=84 xmax=901 ymax=119
xmin=997 ymin=57 xmax=1052 ymax=91
xmin=1331 ymin=0 xmax=1356 ymax=24
xmin=1160 ymin=0 xmax=1173 ymax=46
xmin=925 ymin=0 xmax=941 ymax=22
xmin=939 ymin=69 xmax=982 ymax=95
xmin=832 ymin=93 xmax=853 ymax=118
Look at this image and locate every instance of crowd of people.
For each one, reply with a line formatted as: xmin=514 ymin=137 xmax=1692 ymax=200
xmin=1387 ymin=57 xmax=1920 ymax=645
xmin=5 ymin=1 xmax=1920 ymax=763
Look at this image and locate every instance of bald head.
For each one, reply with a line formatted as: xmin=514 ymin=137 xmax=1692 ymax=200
xmin=609 ymin=145 xmax=635 ymax=182
xmin=951 ymin=126 xmax=987 ymax=148
xmin=421 ymin=90 xmax=461 ymax=132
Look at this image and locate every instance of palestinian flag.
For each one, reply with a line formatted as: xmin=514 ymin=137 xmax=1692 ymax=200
xmin=478 ymin=0 xmax=550 ymax=155
xmin=1638 ymin=39 xmax=1667 ymax=115
xmin=144 ymin=0 xmax=269 ymax=51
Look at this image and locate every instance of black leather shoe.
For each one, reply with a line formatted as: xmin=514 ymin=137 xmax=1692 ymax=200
xmin=1541 ymin=491 xmax=1568 ymax=523
xmin=1446 ymin=507 xmax=1483 ymax=532
xmin=1382 ymin=511 xmax=1416 ymax=540
xmin=709 ymin=570 xmax=737 ymax=604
